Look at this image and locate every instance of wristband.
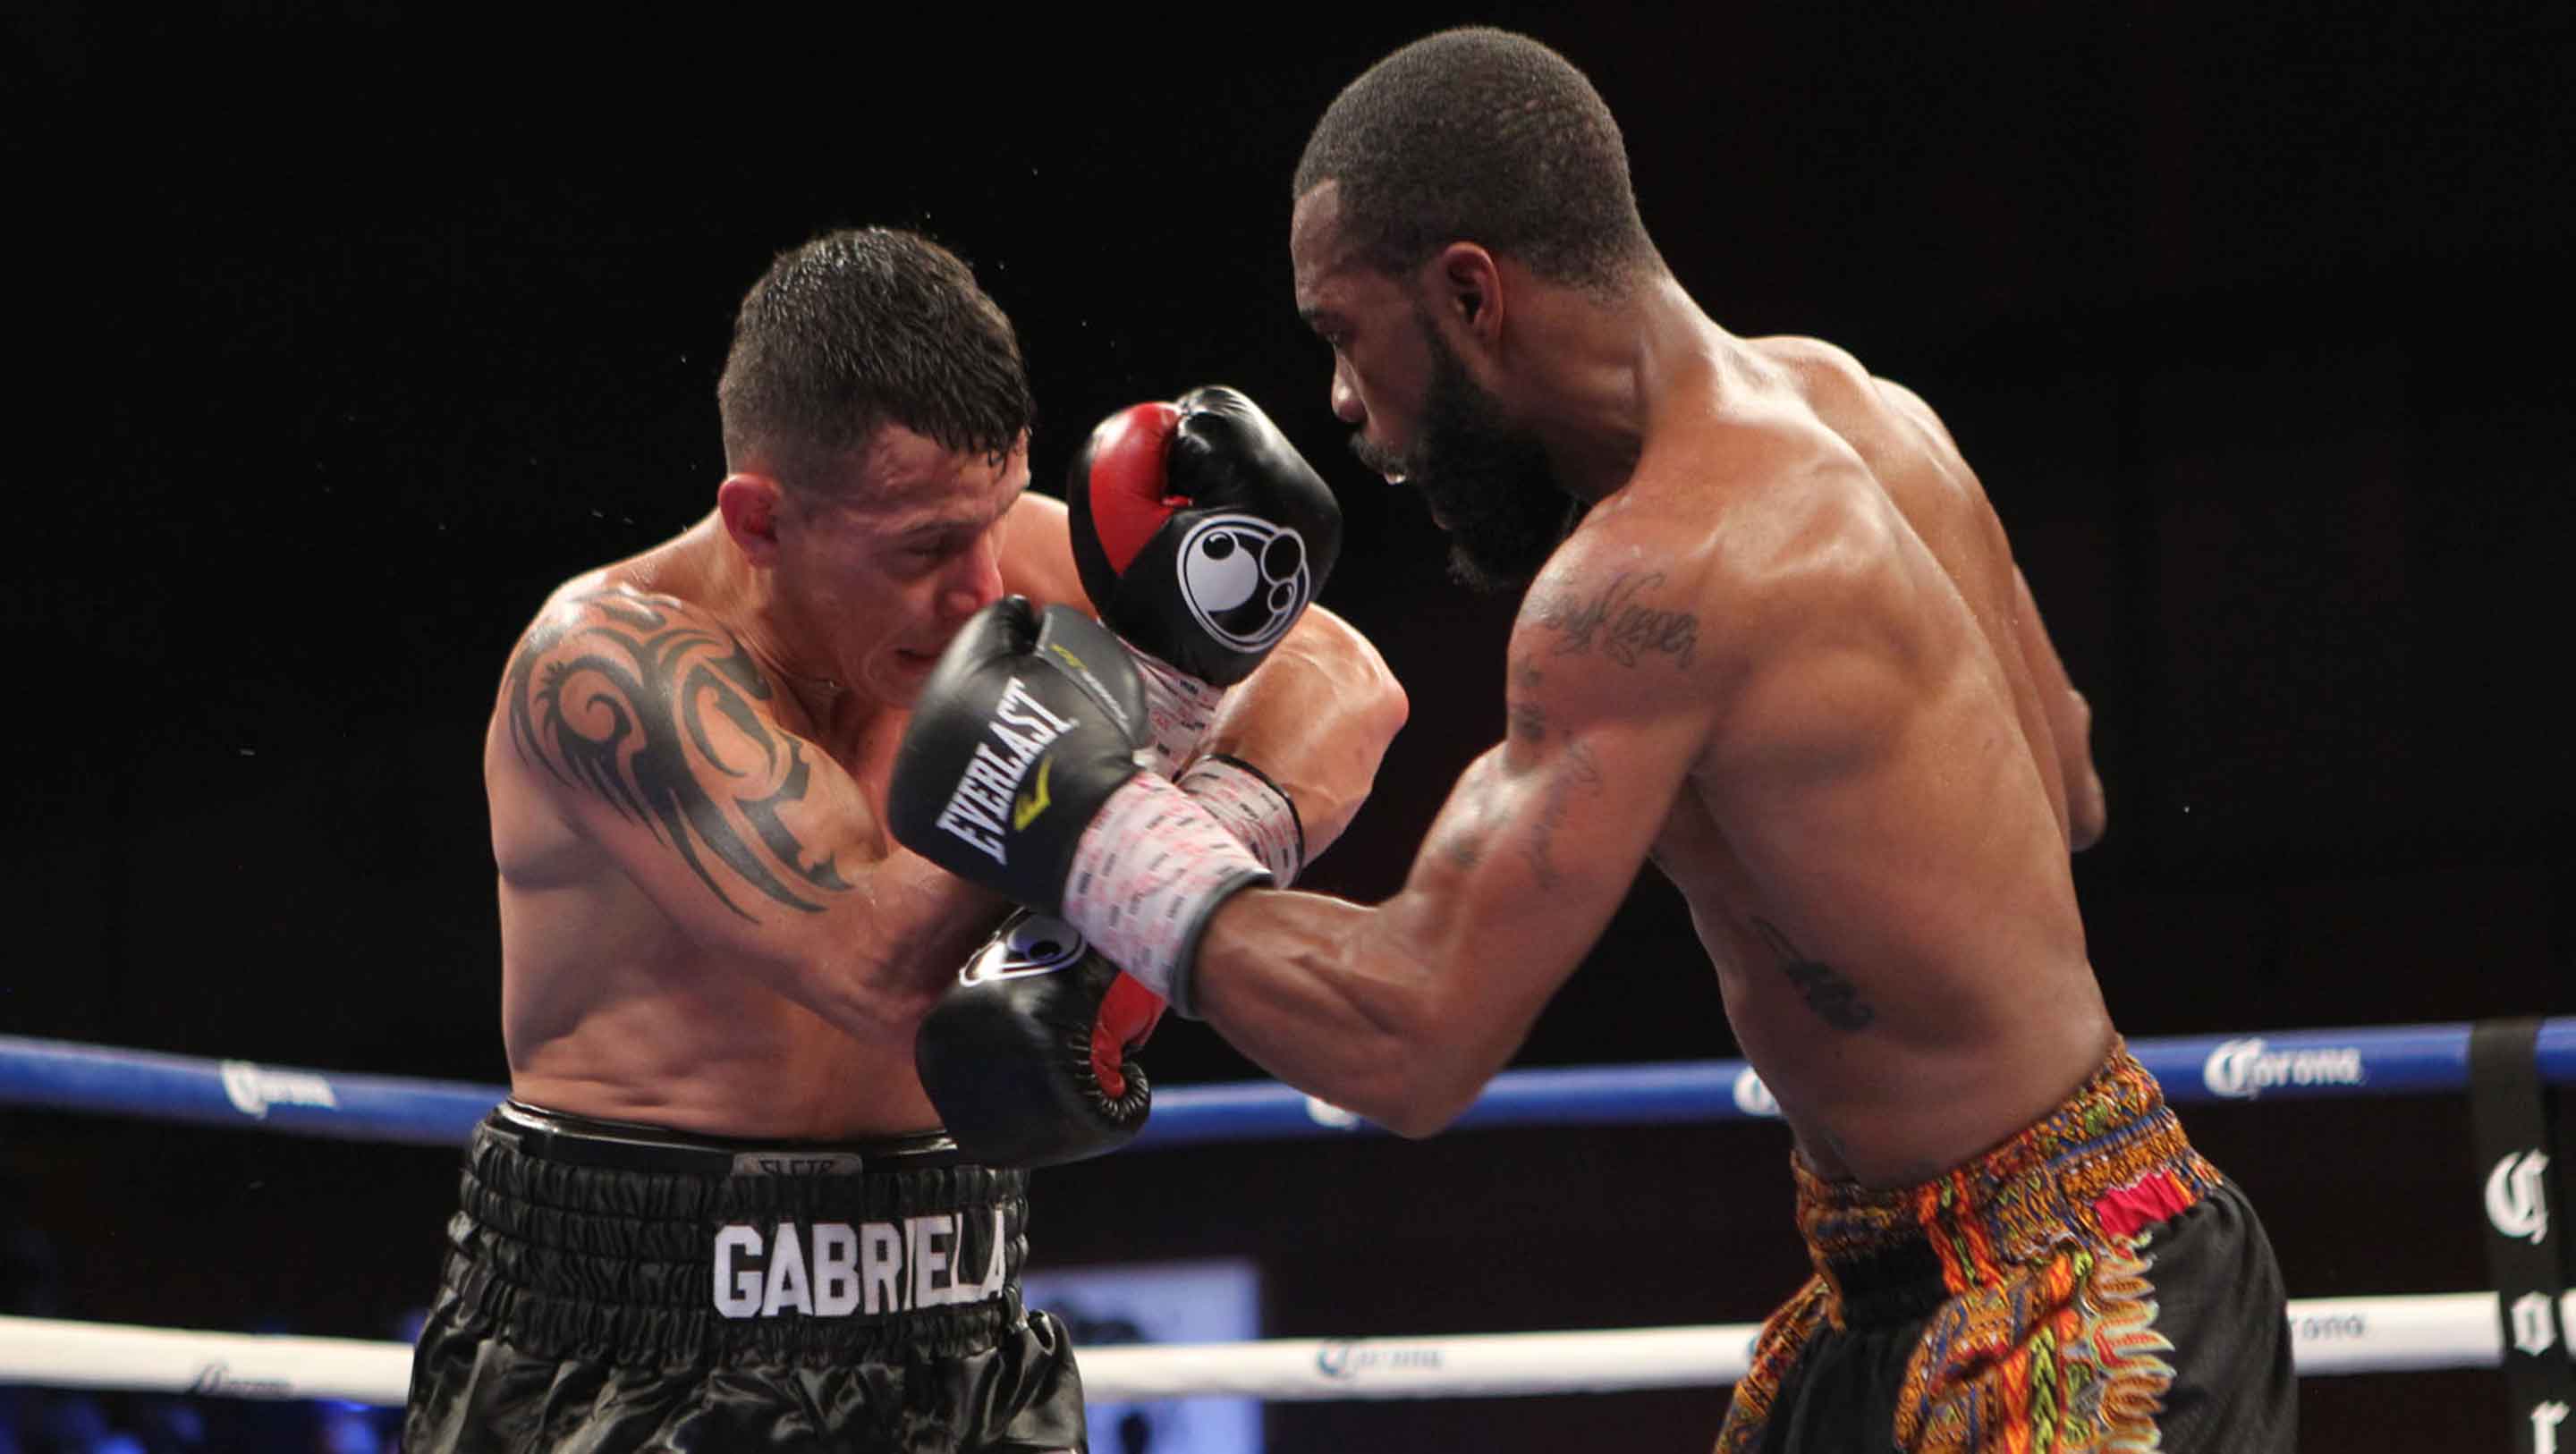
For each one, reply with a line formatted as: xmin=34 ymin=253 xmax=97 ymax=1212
xmin=1177 ymin=755 xmax=1305 ymax=887
xmin=1062 ymin=774 xmax=1269 ymax=1018
xmin=1120 ymin=634 xmax=1229 ymax=776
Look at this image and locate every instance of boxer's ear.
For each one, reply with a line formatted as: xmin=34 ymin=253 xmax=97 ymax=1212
xmin=717 ymin=474 xmax=785 ymax=567
xmin=1428 ymin=241 xmax=1504 ymax=343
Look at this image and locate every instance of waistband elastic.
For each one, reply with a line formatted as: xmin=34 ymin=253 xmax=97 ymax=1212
xmin=1794 ymin=1042 xmax=2223 ymax=1327
xmin=436 ymin=1102 xmax=1031 ymax=1364
xmin=491 ymin=1100 xmax=972 ymax=1176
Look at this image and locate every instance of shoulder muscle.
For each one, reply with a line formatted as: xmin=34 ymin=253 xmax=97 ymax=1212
xmin=496 ymin=588 xmax=873 ymax=925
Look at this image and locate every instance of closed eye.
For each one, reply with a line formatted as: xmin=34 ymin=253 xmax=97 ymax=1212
xmin=1301 ymin=307 xmax=1349 ymax=353
xmin=895 ymin=532 xmax=970 ymax=567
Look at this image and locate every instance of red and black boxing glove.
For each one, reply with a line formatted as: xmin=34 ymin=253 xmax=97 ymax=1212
xmin=916 ymin=910 xmax=1166 ymax=1169
xmin=1069 ymin=386 xmax=1343 ymax=689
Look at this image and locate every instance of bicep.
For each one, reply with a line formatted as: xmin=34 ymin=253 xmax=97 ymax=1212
xmin=1193 ymin=684 xmax=1699 ymax=1131
xmin=1193 ymin=543 xmax=1726 ymax=1127
xmin=1381 ymin=661 xmax=1705 ymax=1048
xmin=1398 ymin=741 xmax=1642 ymax=990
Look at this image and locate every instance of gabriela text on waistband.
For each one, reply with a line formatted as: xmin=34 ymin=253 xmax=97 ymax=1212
xmin=712 ymin=1208 xmax=1009 ymax=1320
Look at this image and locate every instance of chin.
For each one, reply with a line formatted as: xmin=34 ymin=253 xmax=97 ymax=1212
xmin=873 ymin=652 xmax=941 ymax=702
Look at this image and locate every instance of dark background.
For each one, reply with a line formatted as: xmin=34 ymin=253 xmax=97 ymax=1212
xmin=4 ymin=5 xmax=2571 ymax=1449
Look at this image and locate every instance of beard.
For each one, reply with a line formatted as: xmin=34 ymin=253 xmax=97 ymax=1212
xmin=1351 ymin=326 xmax=1579 ymax=595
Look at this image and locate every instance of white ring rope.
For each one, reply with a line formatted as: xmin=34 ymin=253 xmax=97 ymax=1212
xmin=2 ymin=1292 xmax=2564 ymax=1407
xmin=7 ymin=1021 xmax=2569 ymax=1411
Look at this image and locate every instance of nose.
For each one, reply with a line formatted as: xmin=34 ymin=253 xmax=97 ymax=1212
xmin=940 ymin=532 xmax=1005 ymax=622
xmin=1330 ymin=357 xmax=1364 ymax=427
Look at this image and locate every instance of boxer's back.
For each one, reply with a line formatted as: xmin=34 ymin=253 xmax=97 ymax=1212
xmin=1625 ymin=335 xmax=2110 ymax=1186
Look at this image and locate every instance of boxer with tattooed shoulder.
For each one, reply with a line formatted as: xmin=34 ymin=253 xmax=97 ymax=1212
xmin=402 ymin=227 xmax=1404 ymax=1454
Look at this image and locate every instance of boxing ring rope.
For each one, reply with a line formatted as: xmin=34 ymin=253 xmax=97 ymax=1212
xmin=2 ymin=1293 xmax=2563 ymax=1407
xmin=6 ymin=1019 xmax=2571 ymax=1148
xmin=2 ymin=1019 xmax=2571 ymax=1406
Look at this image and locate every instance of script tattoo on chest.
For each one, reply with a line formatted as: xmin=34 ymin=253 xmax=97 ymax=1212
xmin=1751 ymin=917 xmax=1876 ymax=1032
xmin=504 ymin=593 xmax=852 ymax=921
xmin=1524 ymin=571 xmax=1699 ymax=669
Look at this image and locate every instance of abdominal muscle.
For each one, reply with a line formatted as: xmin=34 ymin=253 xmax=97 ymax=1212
xmin=494 ymin=848 xmax=979 ymax=1144
xmin=1652 ymin=781 xmax=2112 ymax=1189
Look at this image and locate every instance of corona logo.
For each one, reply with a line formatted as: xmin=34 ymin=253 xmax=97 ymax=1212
xmin=2487 ymin=1150 xmax=2552 ymax=1246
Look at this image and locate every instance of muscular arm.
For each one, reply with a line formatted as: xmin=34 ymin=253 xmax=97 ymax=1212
xmin=492 ymin=588 xmax=987 ymax=1044
xmin=998 ymin=490 xmax=1409 ymax=863
xmin=1191 ymin=554 xmax=1710 ymax=1135
xmin=2012 ymin=566 xmax=2106 ymax=850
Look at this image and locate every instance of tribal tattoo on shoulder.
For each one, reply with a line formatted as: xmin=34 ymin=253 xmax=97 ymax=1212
xmin=1522 ymin=571 xmax=1700 ymax=669
xmin=1751 ymin=917 xmax=1876 ymax=1032
xmin=502 ymin=591 xmax=853 ymax=921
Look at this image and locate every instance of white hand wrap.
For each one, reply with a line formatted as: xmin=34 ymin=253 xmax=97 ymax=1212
xmin=1063 ymin=774 xmax=1269 ymax=1018
xmin=1122 ymin=637 xmax=1228 ymax=778
xmin=1177 ymin=755 xmax=1304 ymax=888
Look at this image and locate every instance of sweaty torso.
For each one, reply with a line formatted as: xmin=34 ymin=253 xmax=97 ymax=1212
xmin=485 ymin=539 xmax=1000 ymax=1140
xmin=1623 ymin=336 xmax=2109 ymax=1186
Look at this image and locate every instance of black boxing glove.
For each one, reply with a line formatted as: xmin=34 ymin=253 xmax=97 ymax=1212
xmin=916 ymin=910 xmax=1166 ymax=1168
xmin=887 ymin=597 xmax=1152 ymax=906
xmin=1070 ymin=386 xmax=1344 ymax=695
xmin=889 ymin=597 xmax=1270 ymax=1013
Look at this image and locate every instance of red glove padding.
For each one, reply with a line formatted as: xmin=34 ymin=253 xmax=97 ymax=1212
xmin=1070 ymin=385 xmax=1343 ymax=686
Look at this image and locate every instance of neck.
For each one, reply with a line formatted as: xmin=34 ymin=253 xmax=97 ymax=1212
xmin=676 ymin=513 xmax=858 ymax=731
xmin=1521 ymin=273 xmax=1725 ymax=502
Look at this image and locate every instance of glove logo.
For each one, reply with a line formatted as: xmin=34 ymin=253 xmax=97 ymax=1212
xmin=1012 ymin=757 xmax=1054 ymax=831
xmin=962 ymin=914 xmax=1090 ymax=985
xmin=931 ymin=678 xmax=1079 ymax=866
xmin=1174 ymin=511 xmax=1311 ymax=655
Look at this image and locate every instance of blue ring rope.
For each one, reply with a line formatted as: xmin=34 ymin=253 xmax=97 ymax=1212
xmin=0 ymin=1019 xmax=2567 ymax=1151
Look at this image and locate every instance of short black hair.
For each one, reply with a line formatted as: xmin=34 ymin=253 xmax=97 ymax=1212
xmin=1293 ymin=28 xmax=1657 ymax=294
xmin=716 ymin=227 xmax=1034 ymax=492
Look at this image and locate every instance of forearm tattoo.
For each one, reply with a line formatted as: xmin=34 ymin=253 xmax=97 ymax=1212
xmin=1753 ymin=917 xmax=1876 ymax=1031
xmin=503 ymin=592 xmax=852 ymax=921
xmin=1523 ymin=571 xmax=1699 ymax=669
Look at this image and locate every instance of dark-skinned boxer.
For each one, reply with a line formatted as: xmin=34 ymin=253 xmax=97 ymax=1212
xmin=889 ymin=30 xmax=2294 ymax=1453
